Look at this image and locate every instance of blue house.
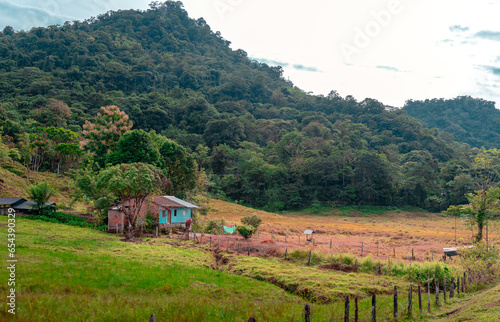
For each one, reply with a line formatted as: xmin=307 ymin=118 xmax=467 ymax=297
xmin=108 ymin=195 xmax=198 ymax=232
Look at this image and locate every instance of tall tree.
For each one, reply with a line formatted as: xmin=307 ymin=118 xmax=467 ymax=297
xmin=96 ymin=163 xmax=169 ymax=239
xmin=82 ymin=105 xmax=133 ymax=168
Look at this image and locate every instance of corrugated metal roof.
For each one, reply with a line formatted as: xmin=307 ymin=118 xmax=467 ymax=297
xmin=164 ymin=196 xmax=199 ymax=208
xmin=304 ymin=230 xmax=314 ymax=235
xmin=14 ymin=200 xmax=56 ymax=210
xmin=0 ymin=197 xmax=26 ymax=206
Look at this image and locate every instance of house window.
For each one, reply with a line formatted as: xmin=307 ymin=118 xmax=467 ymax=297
xmin=174 ymin=210 xmax=177 ymax=217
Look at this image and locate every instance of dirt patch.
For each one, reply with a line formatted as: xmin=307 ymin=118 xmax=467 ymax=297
xmin=318 ymin=262 xmax=356 ymax=273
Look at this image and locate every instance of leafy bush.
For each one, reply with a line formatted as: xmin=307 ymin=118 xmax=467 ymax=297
xmin=25 ymin=211 xmax=97 ymax=229
xmin=236 ymin=225 xmax=254 ymax=239
xmin=241 ymin=214 xmax=262 ymax=229
xmin=204 ymin=218 xmax=225 ymax=234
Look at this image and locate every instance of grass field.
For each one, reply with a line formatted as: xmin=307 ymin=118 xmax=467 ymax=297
xmin=1 ymin=207 xmax=499 ymax=320
xmin=207 ymin=199 xmax=500 ymax=261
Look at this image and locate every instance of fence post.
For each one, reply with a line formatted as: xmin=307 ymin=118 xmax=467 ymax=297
xmin=432 ymin=250 xmax=434 ymax=260
xmin=371 ymin=293 xmax=376 ymax=322
xmin=393 ymin=247 xmax=395 ymax=258
xmin=305 ymin=303 xmax=311 ymax=322
xmin=361 ymin=242 xmax=364 ymax=254
xmin=393 ymin=286 xmax=398 ymax=318
xmin=408 ymin=284 xmax=413 ymax=317
xmin=344 ymin=296 xmax=350 ymax=322
xmin=435 ymin=276 xmax=440 ymax=306
xmin=457 ymin=277 xmax=460 ymax=296
xmin=355 ymin=297 xmax=359 ymax=322
xmin=443 ymin=277 xmax=447 ymax=302
xmin=463 ymin=272 xmax=467 ymax=293
xmin=377 ymin=244 xmax=379 ymax=256
xmin=308 ymin=250 xmax=312 ymax=266
xmin=248 ymin=245 xmax=250 ymax=256
xmin=418 ymin=282 xmax=422 ymax=314
xmin=217 ymin=237 xmax=220 ymax=250
xmin=330 ymin=239 xmax=332 ymax=249
xmin=285 ymin=248 xmax=288 ymax=260
xmin=264 ymin=246 xmax=266 ymax=257
xmin=427 ymin=273 xmax=431 ymax=312
xmin=377 ymin=263 xmax=381 ymax=275
xmin=156 ymin=226 xmax=158 ymax=238
xmin=313 ymin=239 xmax=315 ymax=247
xmin=149 ymin=314 xmax=156 ymax=322
xmin=450 ymin=277 xmax=455 ymax=298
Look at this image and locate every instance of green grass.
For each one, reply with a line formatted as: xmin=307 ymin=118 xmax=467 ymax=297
xmin=0 ymin=216 xmax=494 ymax=321
xmin=0 ymin=217 xmax=316 ymax=321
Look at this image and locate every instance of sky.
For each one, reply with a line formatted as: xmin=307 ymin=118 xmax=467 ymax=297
xmin=1 ymin=0 xmax=500 ymax=108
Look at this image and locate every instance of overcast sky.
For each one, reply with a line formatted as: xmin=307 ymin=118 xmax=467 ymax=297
xmin=2 ymin=0 xmax=500 ymax=108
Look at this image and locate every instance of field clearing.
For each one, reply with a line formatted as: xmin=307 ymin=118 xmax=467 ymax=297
xmin=207 ymin=199 xmax=500 ymax=261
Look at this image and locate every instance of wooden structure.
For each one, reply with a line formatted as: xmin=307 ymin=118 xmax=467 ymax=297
xmin=304 ymin=229 xmax=314 ymax=241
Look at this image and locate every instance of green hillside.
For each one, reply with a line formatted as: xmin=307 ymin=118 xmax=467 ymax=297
xmin=0 ymin=1 xmax=497 ymax=212
xmin=404 ymin=96 xmax=500 ymax=149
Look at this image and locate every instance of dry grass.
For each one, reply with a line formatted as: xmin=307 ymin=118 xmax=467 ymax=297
xmin=206 ymin=199 xmax=500 ymax=262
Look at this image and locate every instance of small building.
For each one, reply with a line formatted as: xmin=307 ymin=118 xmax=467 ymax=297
xmin=108 ymin=195 xmax=198 ymax=233
xmin=0 ymin=197 xmax=57 ymax=215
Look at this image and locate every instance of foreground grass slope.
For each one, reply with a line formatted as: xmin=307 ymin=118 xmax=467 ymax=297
xmin=0 ymin=216 xmax=350 ymax=321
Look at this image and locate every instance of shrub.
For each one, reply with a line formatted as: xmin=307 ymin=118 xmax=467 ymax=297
xmin=241 ymin=214 xmax=262 ymax=229
xmin=236 ymin=225 xmax=254 ymax=239
xmin=205 ymin=218 xmax=225 ymax=234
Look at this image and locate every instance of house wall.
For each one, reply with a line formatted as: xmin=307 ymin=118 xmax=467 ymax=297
xmin=108 ymin=209 xmax=125 ymax=232
xmin=171 ymin=207 xmax=191 ymax=223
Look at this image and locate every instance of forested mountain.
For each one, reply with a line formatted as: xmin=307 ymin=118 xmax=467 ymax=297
xmin=404 ymin=96 xmax=500 ymax=149
xmin=0 ymin=1 xmax=494 ymax=212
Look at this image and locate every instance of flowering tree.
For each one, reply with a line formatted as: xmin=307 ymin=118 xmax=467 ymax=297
xmin=82 ymin=105 xmax=133 ymax=167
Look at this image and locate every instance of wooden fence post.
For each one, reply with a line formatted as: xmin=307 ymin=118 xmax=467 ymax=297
xmin=305 ymin=303 xmax=311 ymax=322
xmin=427 ymin=273 xmax=431 ymax=312
xmin=209 ymin=236 xmax=212 ymax=248
xmin=435 ymin=276 xmax=440 ymax=306
xmin=463 ymin=272 xmax=467 ymax=293
xmin=371 ymin=293 xmax=376 ymax=322
xmin=393 ymin=247 xmax=395 ymax=258
xmin=285 ymin=248 xmax=288 ymax=260
xmin=412 ymin=248 xmax=414 ymax=260
xmin=264 ymin=246 xmax=266 ymax=257
xmin=432 ymin=250 xmax=434 ymax=260
xmin=443 ymin=276 xmax=447 ymax=302
xmin=217 ymin=237 xmax=220 ymax=250
xmin=308 ymin=250 xmax=312 ymax=266
xmin=330 ymin=239 xmax=332 ymax=249
xmin=457 ymin=277 xmax=460 ymax=296
xmin=344 ymin=296 xmax=350 ymax=322
xmin=355 ymin=297 xmax=359 ymax=322
xmin=377 ymin=244 xmax=379 ymax=256
xmin=393 ymin=286 xmax=398 ymax=318
xmin=313 ymin=239 xmax=315 ymax=247
xmin=450 ymin=277 xmax=455 ymax=298
xmin=408 ymin=284 xmax=413 ymax=317
xmin=377 ymin=263 xmax=381 ymax=275
xmin=418 ymin=282 xmax=423 ymax=314
xmin=361 ymin=242 xmax=364 ymax=254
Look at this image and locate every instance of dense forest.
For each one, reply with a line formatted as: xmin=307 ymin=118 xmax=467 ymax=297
xmin=404 ymin=96 xmax=500 ymax=150
xmin=0 ymin=1 xmax=497 ymax=213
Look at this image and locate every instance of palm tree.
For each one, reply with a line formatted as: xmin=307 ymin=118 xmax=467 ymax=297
xmin=26 ymin=182 xmax=55 ymax=215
